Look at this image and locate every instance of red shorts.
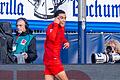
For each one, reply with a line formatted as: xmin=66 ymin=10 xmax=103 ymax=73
xmin=44 ymin=64 xmax=64 ymax=75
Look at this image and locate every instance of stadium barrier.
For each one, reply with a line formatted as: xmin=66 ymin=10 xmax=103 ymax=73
xmin=0 ymin=64 xmax=120 ymax=80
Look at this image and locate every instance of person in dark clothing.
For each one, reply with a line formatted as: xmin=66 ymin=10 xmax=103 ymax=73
xmin=0 ymin=22 xmax=13 ymax=64
xmin=12 ymin=17 xmax=37 ymax=64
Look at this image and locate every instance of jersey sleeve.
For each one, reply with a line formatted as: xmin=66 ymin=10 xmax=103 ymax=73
xmin=46 ymin=23 xmax=59 ymax=42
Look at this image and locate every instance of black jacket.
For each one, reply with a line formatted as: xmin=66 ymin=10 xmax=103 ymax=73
xmin=0 ymin=22 xmax=13 ymax=64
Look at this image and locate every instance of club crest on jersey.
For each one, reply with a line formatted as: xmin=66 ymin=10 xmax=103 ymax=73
xmin=21 ymin=39 xmax=27 ymax=45
xmin=50 ymin=29 xmax=53 ymax=32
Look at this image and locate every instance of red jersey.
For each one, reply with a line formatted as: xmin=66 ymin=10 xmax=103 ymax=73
xmin=44 ymin=22 xmax=68 ymax=65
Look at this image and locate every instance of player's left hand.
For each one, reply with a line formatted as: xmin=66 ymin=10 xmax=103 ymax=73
xmin=63 ymin=42 xmax=70 ymax=49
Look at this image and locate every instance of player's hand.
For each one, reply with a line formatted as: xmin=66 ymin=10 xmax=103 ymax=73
xmin=54 ymin=16 xmax=60 ymax=24
xmin=63 ymin=42 xmax=70 ymax=49
xmin=60 ymin=23 xmax=65 ymax=27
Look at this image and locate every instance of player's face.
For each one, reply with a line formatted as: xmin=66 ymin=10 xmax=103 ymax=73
xmin=16 ymin=20 xmax=26 ymax=33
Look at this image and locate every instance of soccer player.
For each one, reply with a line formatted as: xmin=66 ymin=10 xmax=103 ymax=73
xmin=43 ymin=10 xmax=70 ymax=80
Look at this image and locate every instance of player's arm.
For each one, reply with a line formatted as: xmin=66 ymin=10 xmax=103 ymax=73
xmin=46 ymin=17 xmax=60 ymax=41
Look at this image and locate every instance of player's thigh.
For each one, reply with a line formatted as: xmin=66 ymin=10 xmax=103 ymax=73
xmin=45 ymin=75 xmax=54 ymax=80
xmin=55 ymin=71 xmax=68 ymax=80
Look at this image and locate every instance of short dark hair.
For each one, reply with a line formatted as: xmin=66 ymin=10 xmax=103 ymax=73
xmin=16 ymin=17 xmax=29 ymax=28
xmin=54 ymin=10 xmax=65 ymax=17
